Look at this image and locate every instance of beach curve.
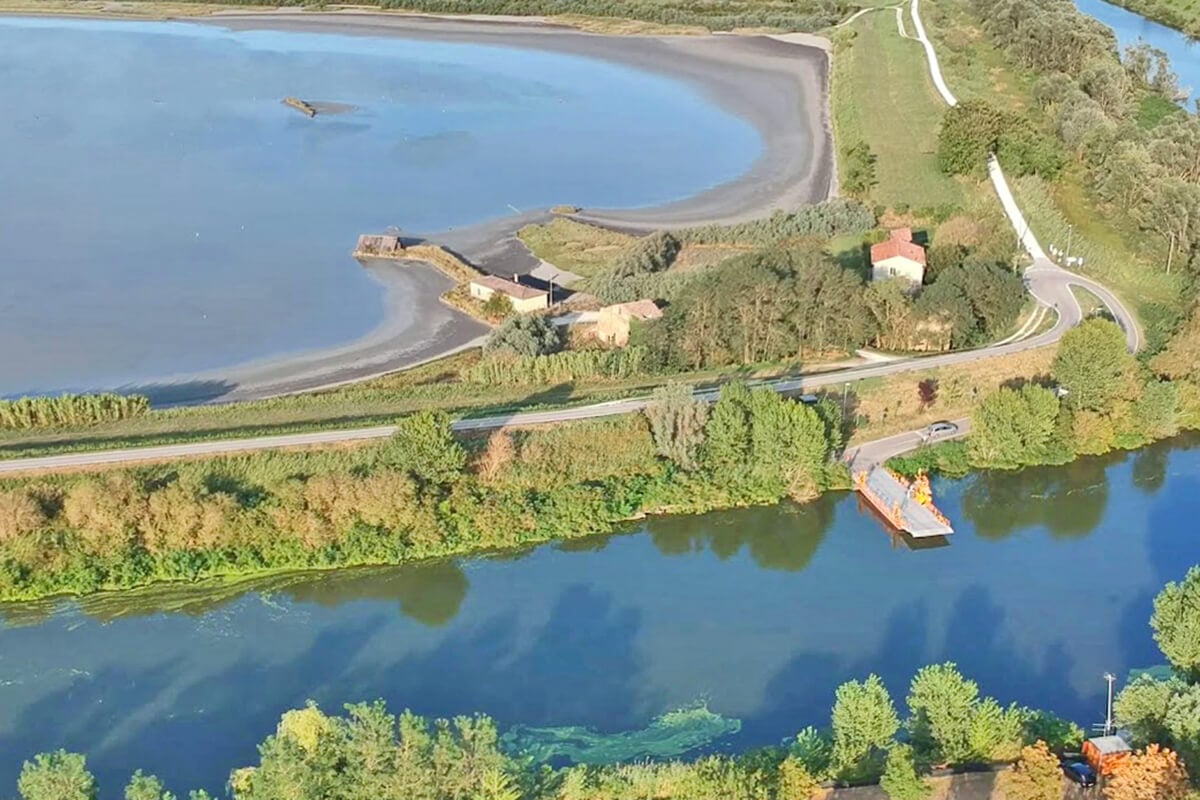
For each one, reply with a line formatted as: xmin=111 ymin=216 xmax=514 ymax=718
xmin=94 ymin=11 xmax=835 ymax=402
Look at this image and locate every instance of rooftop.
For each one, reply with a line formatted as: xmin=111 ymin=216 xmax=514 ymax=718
xmin=602 ymin=300 xmax=663 ymax=320
xmin=871 ymin=227 xmax=927 ymax=266
xmin=1087 ymin=736 xmax=1131 ymax=755
xmin=471 ymin=275 xmax=549 ymax=301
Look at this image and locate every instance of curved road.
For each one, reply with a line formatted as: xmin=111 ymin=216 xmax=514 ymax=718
xmin=0 ymin=3 xmax=1140 ymax=477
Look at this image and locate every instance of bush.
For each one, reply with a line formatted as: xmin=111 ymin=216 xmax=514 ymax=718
xmin=462 ymin=347 xmax=651 ymax=386
xmin=484 ymin=314 xmax=563 ymax=358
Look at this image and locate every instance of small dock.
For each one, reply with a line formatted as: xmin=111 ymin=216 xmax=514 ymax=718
xmin=353 ymin=234 xmax=406 ymax=259
xmin=854 ymin=466 xmax=953 ymax=537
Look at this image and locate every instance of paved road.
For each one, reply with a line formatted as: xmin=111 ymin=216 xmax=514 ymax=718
xmin=847 ymin=418 xmax=970 ymax=471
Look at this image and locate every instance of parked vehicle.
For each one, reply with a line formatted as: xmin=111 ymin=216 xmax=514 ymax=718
xmin=1062 ymin=760 xmax=1097 ymax=788
xmin=923 ymin=421 xmax=959 ymax=440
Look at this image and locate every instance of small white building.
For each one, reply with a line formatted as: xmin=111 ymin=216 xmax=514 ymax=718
xmin=870 ymin=228 xmax=927 ymax=283
xmin=468 ymin=275 xmax=549 ymax=313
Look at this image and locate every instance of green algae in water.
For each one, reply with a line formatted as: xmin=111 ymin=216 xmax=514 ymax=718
xmin=502 ymin=704 xmax=741 ymax=765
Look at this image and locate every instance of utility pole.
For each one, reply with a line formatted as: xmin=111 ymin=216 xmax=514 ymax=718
xmin=1065 ymin=223 xmax=1075 ymax=265
xmin=842 ymin=382 xmax=850 ymax=417
xmin=1104 ymin=672 xmax=1117 ymax=736
xmin=1168 ymin=232 xmax=1176 ymax=275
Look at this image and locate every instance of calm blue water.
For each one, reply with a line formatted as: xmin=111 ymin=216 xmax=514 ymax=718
xmin=0 ymin=435 xmax=1197 ymax=797
xmin=0 ymin=18 xmax=759 ymax=395
xmin=1075 ymin=0 xmax=1200 ymax=103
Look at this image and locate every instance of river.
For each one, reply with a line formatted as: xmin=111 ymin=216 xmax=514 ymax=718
xmin=1076 ymin=0 xmax=1200 ymax=103
xmin=1 ymin=434 xmax=1197 ymax=796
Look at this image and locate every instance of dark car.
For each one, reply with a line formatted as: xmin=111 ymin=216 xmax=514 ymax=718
xmin=1062 ymin=760 xmax=1097 ymax=788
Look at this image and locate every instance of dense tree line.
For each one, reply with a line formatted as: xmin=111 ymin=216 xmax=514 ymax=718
xmin=0 ymin=393 xmax=149 ymax=430
xmin=8 ymin=660 xmax=1091 ymax=800
xmin=970 ymin=0 xmax=1200 ymax=294
xmin=962 ymin=316 xmax=1200 ymax=470
xmin=629 ymin=239 xmax=1024 ymax=370
xmin=675 ymin=198 xmax=877 ymax=246
xmin=1108 ymin=566 xmax=1200 ymax=794
xmin=0 ymin=385 xmax=844 ymax=601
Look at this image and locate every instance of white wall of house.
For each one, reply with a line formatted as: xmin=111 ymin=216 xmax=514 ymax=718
xmin=871 ymin=256 xmax=925 ymax=283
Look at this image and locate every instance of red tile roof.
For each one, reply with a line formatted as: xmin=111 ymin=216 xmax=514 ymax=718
xmin=870 ymin=228 xmax=927 ymax=266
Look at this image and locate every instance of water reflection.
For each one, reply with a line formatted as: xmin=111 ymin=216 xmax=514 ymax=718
xmin=280 ymin=561 xmax=469 ymax=627
xmin=1 ymin=437 xmax=1199 ymax=797
xmin=0 ymin=561 xmax=470 ymax=630
xmin=645 ymin=495 xmax=836 ymax=572
xmin=960 ymin=454 xmax=1117 ymax=540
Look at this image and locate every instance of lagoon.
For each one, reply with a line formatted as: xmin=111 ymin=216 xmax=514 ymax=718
xmin=0 ymin=434 xmax=1197 ymax=797
xmin=0 ymin=17 xmax=761 ymax=398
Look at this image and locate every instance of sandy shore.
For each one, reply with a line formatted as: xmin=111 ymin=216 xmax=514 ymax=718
xmin=209 ymin=11 xmax=836 ymax=233
xmin=13 ymin=11 xmax=833 ymax=403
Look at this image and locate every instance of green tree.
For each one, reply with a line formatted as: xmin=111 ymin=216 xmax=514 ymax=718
xmin=777 ymin=756 xmax=822 ymax=800
xmin=907 ymin=662 xmax=979 ymax=766
xmin=1021 ymin=709 xmax=1084 ymax=750
xmin=17 ymin=751 xmax=96 ymax=800
xmin=747 ymin=390 xmax=831 ymax=500
xmin=831 ymin=674 xmax=899 ymax=780
xmin=1164 ymin=683 xmax=1200 ymax=776
xmin=842 ymin=140 xmax=878 ymax=197
xmin=938 ymin=100 xmax=1007 ymax=177
xmin=1053 ymin=318 xmax=1135 ymax=411
xmin=483 ymin=314 xmax=562 ymax=358
xmin=1153 ymin=566 xmax=1200 ymax=679
xmin=481 ymin=293 xmax=513 ymax=319
xmin=385 ymin=410 xmax=466 ymax=486
xmin=998 ymin=741 xmax=1063 ymax=800
xmin=703 ymin=381 xmax=754 ymax=471
xmin=125 ymin=772 xmax=175 ymax=800
xmin=644 ymin=382 xmax=709 ymax=471
xmin=880 ymin=744 xmax=932 ymax=800
xmin=968 ymin=385 xmax=1062 ymax=469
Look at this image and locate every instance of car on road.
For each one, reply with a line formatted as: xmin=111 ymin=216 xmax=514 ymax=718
xmin=922 ymin=421 xmax=959 ymax=441
xmin=1062 ymin=760 xmax=1097 ymax=788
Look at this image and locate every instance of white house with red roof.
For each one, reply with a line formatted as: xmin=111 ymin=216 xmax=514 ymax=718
xmin=870 ymin=228 xmax=927 ymax=284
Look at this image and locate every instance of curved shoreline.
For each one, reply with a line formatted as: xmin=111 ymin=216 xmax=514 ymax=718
xmin=10 ymin=12 xmax=834 ymax=403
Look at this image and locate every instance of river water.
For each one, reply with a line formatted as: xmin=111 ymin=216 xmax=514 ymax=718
xmin=1 ymin=435 xmax=1197 ymax=795
xmin=0 ymin=17 xmax=759 ymax=397
xmin=1075 ymin=0 xmax=1200 ymax=103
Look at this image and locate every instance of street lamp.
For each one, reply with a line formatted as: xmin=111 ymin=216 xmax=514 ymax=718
xmin=1104 ymin=672 xmax=1117 ymax=736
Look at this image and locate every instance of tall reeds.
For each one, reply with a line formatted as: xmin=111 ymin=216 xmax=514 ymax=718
xmin=0 ymin=393 xmax=150 ymax=431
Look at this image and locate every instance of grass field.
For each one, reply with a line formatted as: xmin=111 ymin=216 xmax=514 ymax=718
xmin=1012 ymin=172 xmax=1184 ymax=317
xmin=831 ymin=9 xmax=963 ymax=211
xmin=517 ymin=218 xmax=635 ymax=279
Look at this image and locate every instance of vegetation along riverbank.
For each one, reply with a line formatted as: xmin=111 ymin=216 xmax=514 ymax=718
xmin=3 ymin=313 xmax=1199 ymax=603
xmin=12 ymin=569 xmax=1200 ymax=799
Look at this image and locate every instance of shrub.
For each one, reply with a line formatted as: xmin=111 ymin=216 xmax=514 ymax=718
xmin=484 ymin=314 xmax=563 ymax=358
xmin=0 ymin=393 xmax=150 ymax=430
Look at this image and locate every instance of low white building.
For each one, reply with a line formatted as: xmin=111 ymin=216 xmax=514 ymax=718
xmin=468 ymin=275 xmax=549 ymax=313
xmin=870 ymin=228 xmax=927 ymax=283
